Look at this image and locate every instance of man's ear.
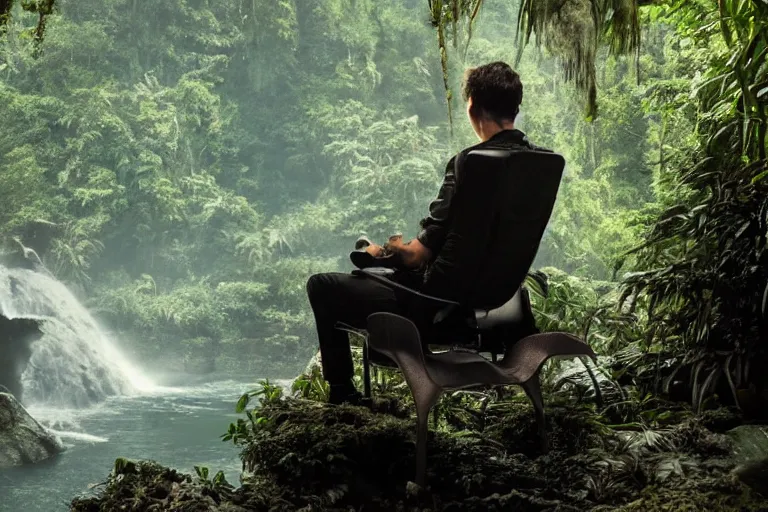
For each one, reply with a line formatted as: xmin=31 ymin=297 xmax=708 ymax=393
xmin=468 ymin=103 xmax=488 ymax=123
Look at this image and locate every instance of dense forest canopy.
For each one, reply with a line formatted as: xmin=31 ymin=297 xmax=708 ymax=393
xmin=0 ymin=0 xmax=766 ymax=409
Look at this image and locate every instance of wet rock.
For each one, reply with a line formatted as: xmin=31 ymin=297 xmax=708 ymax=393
xmin=302 ymin=349 xmax=323 ymax=376
xmin=0 ymin=315 xmax=43 ymax=401
xmin=733 ymin=459 xmax=768 ymax=497
xmin=727 ymin=425 xmax=768 ymax=496
xmin=0 ymin=391 xmax=64 ymax=468
xmin=727 ymin=425 xmax=768 ymax=463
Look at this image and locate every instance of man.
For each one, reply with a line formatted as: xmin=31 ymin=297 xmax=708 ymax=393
xmin=307 ymin=61 xmax=543 ymax=404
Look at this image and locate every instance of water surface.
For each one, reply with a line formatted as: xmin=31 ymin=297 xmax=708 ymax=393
xmin=0 ymin=374 xmax=277 ymax=512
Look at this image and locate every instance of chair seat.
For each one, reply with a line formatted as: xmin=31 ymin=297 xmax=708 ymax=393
xmin=428 ymin=287 xmax=537 ymax=353
xmin=424 ymin=332 xmax=592 ymax=389
xmin=366 ymin=312 xmax=596 ymax=392
xmin=369 ymin=346 xmax=485 ymax=369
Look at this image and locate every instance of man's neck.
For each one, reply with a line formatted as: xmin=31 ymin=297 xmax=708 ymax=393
xmin=480 ymin=122 xmax=516 ymax=142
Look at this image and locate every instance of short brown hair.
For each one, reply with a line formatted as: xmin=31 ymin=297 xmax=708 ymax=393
xmin=462 ymin=62 xmax=523 ymax=123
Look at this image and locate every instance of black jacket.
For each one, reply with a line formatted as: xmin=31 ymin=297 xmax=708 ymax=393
xmin=416 ymin=129 xmax=539 ymax=256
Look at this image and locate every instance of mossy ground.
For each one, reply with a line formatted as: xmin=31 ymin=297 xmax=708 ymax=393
xmin=70 ymin=391 xmax=768 ymax=511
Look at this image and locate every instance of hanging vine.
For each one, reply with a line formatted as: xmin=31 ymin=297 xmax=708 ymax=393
xmin=1 ymin=0 xmax=56 ymax=54
xmin=428 ymin=0 xmax=484 ymax=134
xmin=516 ymin=0 xmax=641 ymax=119
xmin=5 ymin=0 xmax=644 ymax=117
xmin=430 ymin=0 xmax=643 ymax=121
xmin=0 ymin=0 xmax=12 ymax=33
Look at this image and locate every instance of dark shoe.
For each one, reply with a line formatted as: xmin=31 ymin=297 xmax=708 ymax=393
xmin=328 ymin=383 xmax=364 ymax=405
xmin=329 ymin=389 xmax=364 ymax=405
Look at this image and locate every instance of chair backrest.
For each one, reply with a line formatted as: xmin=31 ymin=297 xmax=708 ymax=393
xmin=422 ymin=149 xmax=564 ymax=310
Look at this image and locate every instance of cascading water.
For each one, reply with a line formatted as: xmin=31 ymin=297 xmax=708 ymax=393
xmin=0 ymin=264 xmax=154 ymax=407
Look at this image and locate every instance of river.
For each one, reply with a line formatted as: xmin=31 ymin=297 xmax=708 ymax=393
xmin=0 ymin=373 xmax=284 ymax=512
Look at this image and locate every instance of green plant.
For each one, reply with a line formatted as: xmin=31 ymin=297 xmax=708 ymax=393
xmin=222 ymin=380 xmax=284 ymax=446
xmin=193 ymin=465 xmax=233 ymax=493
xmin=618 ymin=0 xmax=768 ymax=413
xmin=291 ymin=365 xmax=330 ymax=402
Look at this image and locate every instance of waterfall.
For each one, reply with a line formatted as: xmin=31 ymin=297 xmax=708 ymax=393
xmin=0 ymin=264 xmax=154 ymax=407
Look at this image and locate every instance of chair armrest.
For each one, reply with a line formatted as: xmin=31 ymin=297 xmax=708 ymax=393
xmin=352 ymin=269 xmax=460 ymax=307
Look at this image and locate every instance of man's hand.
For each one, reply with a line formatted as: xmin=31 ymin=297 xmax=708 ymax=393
xmin=364 ymin=243 xmax=385 ymax=257
xmin=384 ymin=234 xmax=408 ymax=253
xmin=384 ymin=234 xmax=432 ymax=269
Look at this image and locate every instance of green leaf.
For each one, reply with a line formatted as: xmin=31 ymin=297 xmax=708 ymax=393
xmin=751 ymin=170 xmax=768 ymax=184
xmin=194 ymin=465 xmax=209 ymax=480
xmin=235 ymin=393 xmax=249 ymax=413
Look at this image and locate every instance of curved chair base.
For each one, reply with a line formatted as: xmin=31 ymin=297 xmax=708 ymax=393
xmin=366 ymin=312 xmax=597 ymax=486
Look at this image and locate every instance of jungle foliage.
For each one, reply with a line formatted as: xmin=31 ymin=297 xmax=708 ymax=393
xmin=0 ymin=0 xmax=662 ymax=376
xmin=0 ymin=0 xmax=766 ymax=409
xmin=620 ymin=0 xmax=768 ymax=410
xmin=0 ymin=0 xmax=761 ymax=510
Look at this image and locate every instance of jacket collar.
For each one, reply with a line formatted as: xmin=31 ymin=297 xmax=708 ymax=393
xmin=486 ymin=128 xmax=530 ymax=146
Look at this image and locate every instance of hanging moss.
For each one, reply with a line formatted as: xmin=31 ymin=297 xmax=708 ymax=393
xmin=0 ymin=0 xmax=14 ymax=33
xmin=1 ymin=0 xmax=56 ymax=52
xmin=429 ymin=0 xmax=643 ymax=121
xmin=5 ymin=0 xmax=641 ymax=115
xmin=428 ymin=0 xmax=484 ymax=134
xmin=518 ymin=0 xmax=641 ymax=119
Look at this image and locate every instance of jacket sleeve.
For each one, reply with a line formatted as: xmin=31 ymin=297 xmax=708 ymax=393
xmin=416 ymin=156 xmax=457 ymax=253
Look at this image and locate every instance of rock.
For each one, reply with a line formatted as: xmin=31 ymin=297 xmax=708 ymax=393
xmin=0 ymin=315 xmax=44 ymax=401
xmin=288 ymin=350 xmax=322 ymax=390
xmin=0 ymin=391 xmax=64 ymax=468
xmin=733 ymin=459 xmax=768 ymax=497
xmin=727 ymin=425 xmax=768 ymax=496
xmin=70 ymin=460 xmax=246 ymax=512
xmin=727 ymin=425 xmax=768 ymax=463
xmin=302 ymin=349 xmax=322 ymax=376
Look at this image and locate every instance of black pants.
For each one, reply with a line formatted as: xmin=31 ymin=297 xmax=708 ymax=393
xmin=306 ymin=271 xmax=425 ymax=385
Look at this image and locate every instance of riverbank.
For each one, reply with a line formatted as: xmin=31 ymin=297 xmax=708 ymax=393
xmin=69 ymin=385 xmax=768 ymax=511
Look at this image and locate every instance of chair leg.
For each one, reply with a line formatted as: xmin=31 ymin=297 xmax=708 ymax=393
xmin=363 ymin=341 xmax=372 ymax=399
xmin=364 ymin=312 xmax=441 ymax=485
xmin=413 ymin=385 xmax=441 ymax=487
xmin=522 ymin=374 xmax=548 ymax=453
xmin=492 ymin=351 xmax=504 ymax=399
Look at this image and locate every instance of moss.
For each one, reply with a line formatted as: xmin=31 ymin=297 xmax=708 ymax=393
xmin=69 ymin=460 xmax=242 ymax=512
xmin=608 ymin=482 xmax=767 ymax=512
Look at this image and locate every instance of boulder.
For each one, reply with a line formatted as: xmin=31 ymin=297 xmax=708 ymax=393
xmin=727 ymin=424 xmax=768 ymax=496
xmin=0 ymin=391 xmax=64 ymax=468
xmin=727 ymin=425 xmax=768 ymax=463
xmin=0 ymin=314 xmax=44 ymax=401
xmin=301 ymin=349 xmax=322 ymax=376
xmin=287 ymin=349 xmax=322 ymax=391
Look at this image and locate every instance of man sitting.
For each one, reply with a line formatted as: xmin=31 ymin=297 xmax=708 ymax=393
xmin=306 ymin=61 xmax=545 ymax=405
